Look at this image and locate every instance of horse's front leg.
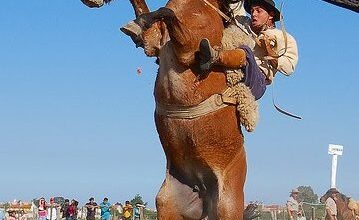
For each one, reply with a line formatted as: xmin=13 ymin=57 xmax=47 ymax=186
xmin=130 ymin=0 xmax=150 ymax=17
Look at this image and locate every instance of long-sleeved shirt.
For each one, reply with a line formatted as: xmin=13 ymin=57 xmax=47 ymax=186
xmin=254 ymin=28 xmax=298 ymax=84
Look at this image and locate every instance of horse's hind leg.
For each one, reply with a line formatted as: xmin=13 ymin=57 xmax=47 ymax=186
xmin=215 ymin=150 xmax=247 ymax=220
xmin=156 ymin=171 xmax=206 ymax=220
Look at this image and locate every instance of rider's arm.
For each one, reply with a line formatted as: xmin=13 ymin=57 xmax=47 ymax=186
xmin=275 ymin=32 xmax=298 ymax=76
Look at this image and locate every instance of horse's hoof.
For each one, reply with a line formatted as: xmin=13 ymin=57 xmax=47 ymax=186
xmin=81 ymin=0 xmax=104 ymax=8
xmin=121 ymin=21 xmax=142 ymax=37
xmin=120 ymin=21 xmax=144 ymax=48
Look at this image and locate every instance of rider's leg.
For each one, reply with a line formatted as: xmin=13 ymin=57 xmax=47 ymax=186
xmin=199 ymin=38 xmax=247 ymax=72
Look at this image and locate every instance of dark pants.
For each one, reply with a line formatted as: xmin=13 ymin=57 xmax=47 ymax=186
xmin=240 ymin=45 xmax=266 ymax=100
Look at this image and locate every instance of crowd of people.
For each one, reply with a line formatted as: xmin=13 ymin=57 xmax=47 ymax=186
xmin=1 ymin=197 xmax=147 ymax=220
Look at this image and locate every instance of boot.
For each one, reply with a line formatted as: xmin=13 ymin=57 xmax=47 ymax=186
xmin=199 ymin=38 xmax=247 ymax=72
xmin=199 ymin=38 xmax=219 ymax=72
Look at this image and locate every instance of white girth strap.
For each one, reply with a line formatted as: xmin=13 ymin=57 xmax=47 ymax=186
xmin=155 ymin=88 xmax=237 ymax=119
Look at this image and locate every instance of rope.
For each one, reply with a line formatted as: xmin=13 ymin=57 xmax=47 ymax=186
xmin=302 ymin=202 xmax=325 ymax=206
xmin=271 ymin=80 xmax=302 ymax=120
xmin=201 ymin=0 xmax=231 ymax=22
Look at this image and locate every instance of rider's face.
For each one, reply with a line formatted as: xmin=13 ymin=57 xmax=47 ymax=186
xmin=250 ymin=5 xmax=273 ymax=29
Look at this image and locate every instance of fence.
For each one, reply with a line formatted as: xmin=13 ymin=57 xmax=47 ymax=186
xmin=253 ymin=203 xmax=326 ymax=220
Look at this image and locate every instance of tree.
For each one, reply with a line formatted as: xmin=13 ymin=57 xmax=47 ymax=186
xmin=298 ymin=186 xmax=319 ymax=204
xmin=130 ymin=194 xmax=148 ymax=207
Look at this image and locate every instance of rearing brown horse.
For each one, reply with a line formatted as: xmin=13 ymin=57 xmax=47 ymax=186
xmin=81 ymin=0 xmax=250 ymax=219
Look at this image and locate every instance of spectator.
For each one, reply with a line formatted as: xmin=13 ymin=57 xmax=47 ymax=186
xmin=287 ymin=188 xmax=300 ymax=220
xmin=99 ymin=198 xmax=111 ymax=220
xmin=67 ymin=200 xmax=77 ymax=220
xmin=113 ymin=203 xmax=123 ymax=220
xmin=38 ymin=198 xmax=47 ymax=220
xmin=47 ymin=198 xmax=57 ymax=220
xmin=7 ymin=211 xmax=16 ymax=220
xmin=133 ymin=203 xmax=145 ymax=220
xmin=122 ymin=201 xmax=133 ymax=220
xmin=61 ymin=199 xmax=70 ymax=220
xmin=0 ymin=208 xmax=4 ymax=220
xmin=85 ymin=198 xmax=98 ymax=220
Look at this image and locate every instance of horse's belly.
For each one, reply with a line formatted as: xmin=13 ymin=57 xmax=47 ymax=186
xmin=155 ymin=106 xmax=245 ymax=174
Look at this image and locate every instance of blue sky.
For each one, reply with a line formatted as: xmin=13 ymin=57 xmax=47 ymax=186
xmin=0 ymin=0 xmax=358 ymax=208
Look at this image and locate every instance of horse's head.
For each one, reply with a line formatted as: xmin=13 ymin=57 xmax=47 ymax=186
xmin=80 ymin=0 xmax=113 ymax=8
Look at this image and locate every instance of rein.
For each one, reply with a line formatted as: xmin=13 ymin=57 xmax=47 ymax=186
xmin=200 ymin=0 xmax=232 ymax=22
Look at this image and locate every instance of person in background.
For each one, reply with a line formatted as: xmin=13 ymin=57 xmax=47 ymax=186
xmin=38 ymin=198 xmax=47 ymax=220
xmin=133 ymin=203 xmax=145 ymax=220
xmin=46 ymin=198 xmax=58 ymax=220
xmin=0 ymin=208 xmax=4 ymax=220
xmin=325 ymin=188 xmax=339 ymax=220
xmin=287 ymin=188 xmax=301 ymax=220
xmin=99 ymin=198 xmax=111 ymax=220
xmin=60 ymin=199 xmax=70 ymax=220
xmin=122 ymin=201 xmax=133 ymax=220
xmin=67 ymin=200 xmax=77 ymax=220
xmin=113 ymin=203 xmax=123 ymax=220
xmin=85 ymin=198 xmax=98 ymax=220
xmin=7 ymin=211 xmax=16 ymax=220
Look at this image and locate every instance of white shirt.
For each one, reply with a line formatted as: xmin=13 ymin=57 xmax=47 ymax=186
xmin=326 ymin=197 xmax=337 ymax=216
xmin=46 ymin=207 xmax=57 ymax=220
xmin=287 ymin=196 xmax=299 ymax=212
xmin=254 ymin=28 xmax=298 ymax=84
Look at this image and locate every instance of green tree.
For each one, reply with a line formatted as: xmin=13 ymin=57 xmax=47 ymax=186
xmin=298 ymin=185 xmax=318 ymax=204
xmin=130 ymin=194 xmax=148 ymax=207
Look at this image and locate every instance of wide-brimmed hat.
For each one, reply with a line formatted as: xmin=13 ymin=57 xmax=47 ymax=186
xmin=244 ymin=0 xmax=281 ymax=22
xmin=290 ymin=188 xmax=299 ymax=194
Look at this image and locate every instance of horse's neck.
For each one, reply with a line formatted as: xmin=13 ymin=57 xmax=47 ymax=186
xmin=229 ymin=1 xmax=246 ymax=17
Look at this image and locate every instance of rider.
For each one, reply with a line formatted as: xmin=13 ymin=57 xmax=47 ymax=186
xmin=199 ymin=0 xmax=298 ymax=100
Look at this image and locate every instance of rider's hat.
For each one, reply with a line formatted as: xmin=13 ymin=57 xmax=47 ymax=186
xmin=244 ymin=0 xmax=281 ymax=22
xmin=290 ymin=188 xmax=299 ymax=194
